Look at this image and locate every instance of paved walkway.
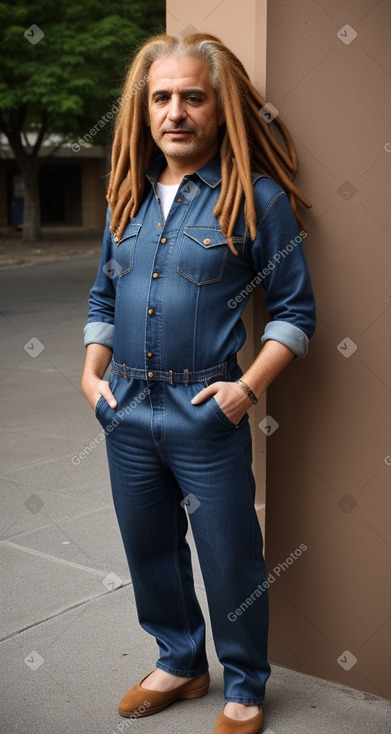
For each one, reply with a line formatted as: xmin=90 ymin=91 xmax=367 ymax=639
xmin=0 ymin=256 xmax=390 ymax=733
xmin=0 ymin=226 xmax=102 ymax=269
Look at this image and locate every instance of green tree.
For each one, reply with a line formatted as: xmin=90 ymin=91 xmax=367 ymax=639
xmin=0 ymin=0 xmax=165 ymax=241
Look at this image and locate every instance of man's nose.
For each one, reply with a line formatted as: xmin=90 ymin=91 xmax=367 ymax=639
xmin=167 ymin=96 xmax=187 ymax=122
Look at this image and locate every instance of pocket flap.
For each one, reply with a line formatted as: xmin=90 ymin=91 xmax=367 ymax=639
xmin=183 ymin=227 xmax=227 ymax=248
xmin=112 ymin=222 xmax=141 ymax=246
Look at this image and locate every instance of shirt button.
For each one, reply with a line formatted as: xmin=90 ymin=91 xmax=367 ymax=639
xmin=177 ymin=198 xmax=183 ymax=203
xmin=148 ymin=308 xmax=155 ymax=316
xmin=148 ymin=371 xmax=154 ymax=378
xmin=152 ymin=272 xmax=159 ymax=279
xmin=147 ymin=351 xmax=153 ymax=358
xmin=157 ymin=222 xmax=161 ymax=228
xmin=161 ymin=237 xmax=167 ymax=244
xmin=203 ymin=238 xmax=211 ymax=245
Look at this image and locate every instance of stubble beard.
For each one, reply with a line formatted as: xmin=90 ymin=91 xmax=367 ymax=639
xmin=151 ymin=120 xmax=220 ymax=161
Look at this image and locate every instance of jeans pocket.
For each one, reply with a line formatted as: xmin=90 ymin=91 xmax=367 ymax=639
xmin=94 ymin=394 xmax=108 ymax=422
xmin=209 ymin=396 xmax=239 ymax=428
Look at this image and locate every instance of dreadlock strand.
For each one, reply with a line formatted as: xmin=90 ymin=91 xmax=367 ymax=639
xmin=226 ymin=169 xmax=246 ymax=254
xmin=244 ymin=84 xmax=297 ymax=175
xmin=128 ymin=105 xmax=144 ymax=216
xmin=235 ymin=63 xmax=297 ymax=177
xmin=213 ymin=133 xmax=232 ymax=220
xmin=219 ymin=64 xmax=257 ymax=238
xmin=233 ymin=65 xmax=312 ymax=224
xmin=254 ymin=130 xmax=295 ymax=188
xmin=247 ymin=101 xmax=296 ymax=180
xmin=217 ymin=157 xmax=239 ymax=238
xmin=273 ymin=115 xmax=298 ymax=172
xmin=108 ymin=137 xmax=129 ymax=204
xmin=109 ymin=141 xmax=132 ymax=211
xmin=222 ymin=83 xmax=248 ymax=163
xmin=107 ymin=39 xmax=157 ymax=238
xmin=250 ymin=119 xmax=312 ymax=211
xmin=251 ymin=146 xmax=276 ymax=180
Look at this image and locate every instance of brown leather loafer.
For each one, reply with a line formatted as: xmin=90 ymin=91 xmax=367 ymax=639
xmin=215 ymin=707 xmax=263 ymax=733
xmin=118 ymin=670 xmax=210 ymax=718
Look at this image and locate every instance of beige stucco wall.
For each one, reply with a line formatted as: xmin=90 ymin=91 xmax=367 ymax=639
xmin=166 ymin=0 xmax=391 ymax=700
xmin=265 ymin=0 xmax=391 ymax=700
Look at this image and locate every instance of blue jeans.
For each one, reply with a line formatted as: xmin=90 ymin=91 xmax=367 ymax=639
xmin=95 ymin=365 xmax=271 ymax=704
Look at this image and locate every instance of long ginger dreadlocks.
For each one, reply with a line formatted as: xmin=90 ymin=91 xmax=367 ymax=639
xmin=107 ymin=33 xmax=312 ymax=254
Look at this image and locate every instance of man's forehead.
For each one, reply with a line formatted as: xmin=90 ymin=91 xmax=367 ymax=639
xmin=148 ymin=55 xmax=211 ymax=88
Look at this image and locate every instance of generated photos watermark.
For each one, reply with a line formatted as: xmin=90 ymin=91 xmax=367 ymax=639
xmin=110 ymin=700 xmax=151 ymax=732
xmin=258 ymin=102 xmax=279 ymax=123
xmin=24 ymin=651 xmax=44 ymax=670
xmin=337 ymin=337 xmax=357 ymax=358
xmin=71 ymin=387 xmax=150 ymax=466
xmin=228 ymin=544 xmax=308 ymax=622
xmin=258 ymin=415 xmax=279 ymax=436
xmin=24 ymin=337 xmax=45 ymax=358
xmin=102 ymin=259 xmax=124 ymax=279
xmin=24 ymin=494 xmax=44 ymax=514
xmin=24 ymin=24 xmax=44 ymax=45
xmin=72 ymin=74 xmax=149 ymax=152
xmin=337 ymin=24 xmax=358 ymax=45
xmin=337 ymin=650 xmax=358 ymax=671
xmin=102 ymin=572 xmax=123 ymax=592
xmin=227 ymin=231 xmax=307 ymax=309
xmin=180 ymin=493 xmax=201 ymax=514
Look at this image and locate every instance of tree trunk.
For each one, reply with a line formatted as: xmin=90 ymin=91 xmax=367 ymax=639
xmin=19 ymin=157 xmax=41 ymax=243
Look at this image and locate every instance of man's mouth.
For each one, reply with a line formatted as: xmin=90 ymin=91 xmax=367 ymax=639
xmin=164 ymin=130 xmax=193 ymax=137
xmin=163 ymin=126 xmax=195 ymax=137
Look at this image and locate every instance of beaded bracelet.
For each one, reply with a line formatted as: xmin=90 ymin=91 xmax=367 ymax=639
xmin=236 ymin=379 xmax=258 ymax=405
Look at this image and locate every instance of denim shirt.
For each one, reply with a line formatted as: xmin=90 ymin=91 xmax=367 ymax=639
xmin=84 ymin=155 xmax=316 ymax=372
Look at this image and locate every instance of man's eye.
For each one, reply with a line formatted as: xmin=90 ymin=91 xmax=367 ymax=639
xmin=187 ymin=96 xmax=201 ymax=103
xmin=155 ymin=96 xmax=168 ymax=103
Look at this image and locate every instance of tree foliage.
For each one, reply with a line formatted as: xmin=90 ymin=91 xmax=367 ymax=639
xmin=0 ymin=0 xmax=165 ymax=239
xmin=0 ymin=0 xmax=165 ymax=147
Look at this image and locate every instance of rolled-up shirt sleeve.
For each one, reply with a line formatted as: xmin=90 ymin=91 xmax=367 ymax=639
xmin=251 ymin=181 xmax=316 ymax=358
xmin=83 ymin=206 xmax=116 ymax=349
xmin=83 ymin=321 xmax=114 ymax=349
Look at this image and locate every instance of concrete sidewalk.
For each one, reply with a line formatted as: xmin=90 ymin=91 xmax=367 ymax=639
xmin=0 ymin=226 xmax=102 ymax=269
xmin=0 ymin=257 xmax=390 ymax=733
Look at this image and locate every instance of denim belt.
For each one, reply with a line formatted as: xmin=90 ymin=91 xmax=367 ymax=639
xmin=111 ymin=357 xmax=238 ymax=385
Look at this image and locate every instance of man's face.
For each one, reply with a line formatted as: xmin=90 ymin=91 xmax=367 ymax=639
xmin=147 ymin=55 xmax=222 ymax=166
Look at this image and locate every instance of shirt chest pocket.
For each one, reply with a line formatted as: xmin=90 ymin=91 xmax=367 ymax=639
xmin=111 ymin=223 xmax=141 ymax=277
xmin=177 ymin=227 xmax=228 ymax=285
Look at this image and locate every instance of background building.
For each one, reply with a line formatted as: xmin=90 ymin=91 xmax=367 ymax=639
xmin=0 ymin=138 xmax=107 ymax=231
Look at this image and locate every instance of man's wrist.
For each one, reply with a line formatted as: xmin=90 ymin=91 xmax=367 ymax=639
xmin=236 ymin=379 xmax=258 ymax=405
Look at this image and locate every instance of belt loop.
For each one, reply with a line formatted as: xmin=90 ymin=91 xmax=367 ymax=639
xmin=169 ymin=369 xmax=174 ymax=385
xmin=122 ymin=363 xmax=127 ymax=379
xmin=184 ymin=368 xmax=189 ymax=385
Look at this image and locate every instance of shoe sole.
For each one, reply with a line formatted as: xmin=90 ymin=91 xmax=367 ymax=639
xmin=118 ymin=682 xmax=210 ymax=718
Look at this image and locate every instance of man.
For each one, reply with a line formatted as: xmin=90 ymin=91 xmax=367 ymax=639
xmin=81 ymin=33 xmax=315 ymax=734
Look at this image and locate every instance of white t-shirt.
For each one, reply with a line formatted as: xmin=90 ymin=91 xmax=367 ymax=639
xmin=156 ymin=182 xmax=179 ymax=223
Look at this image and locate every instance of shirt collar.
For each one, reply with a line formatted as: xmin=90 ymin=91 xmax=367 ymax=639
xmin=145 ymin=153 xmax=222 ymax=189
